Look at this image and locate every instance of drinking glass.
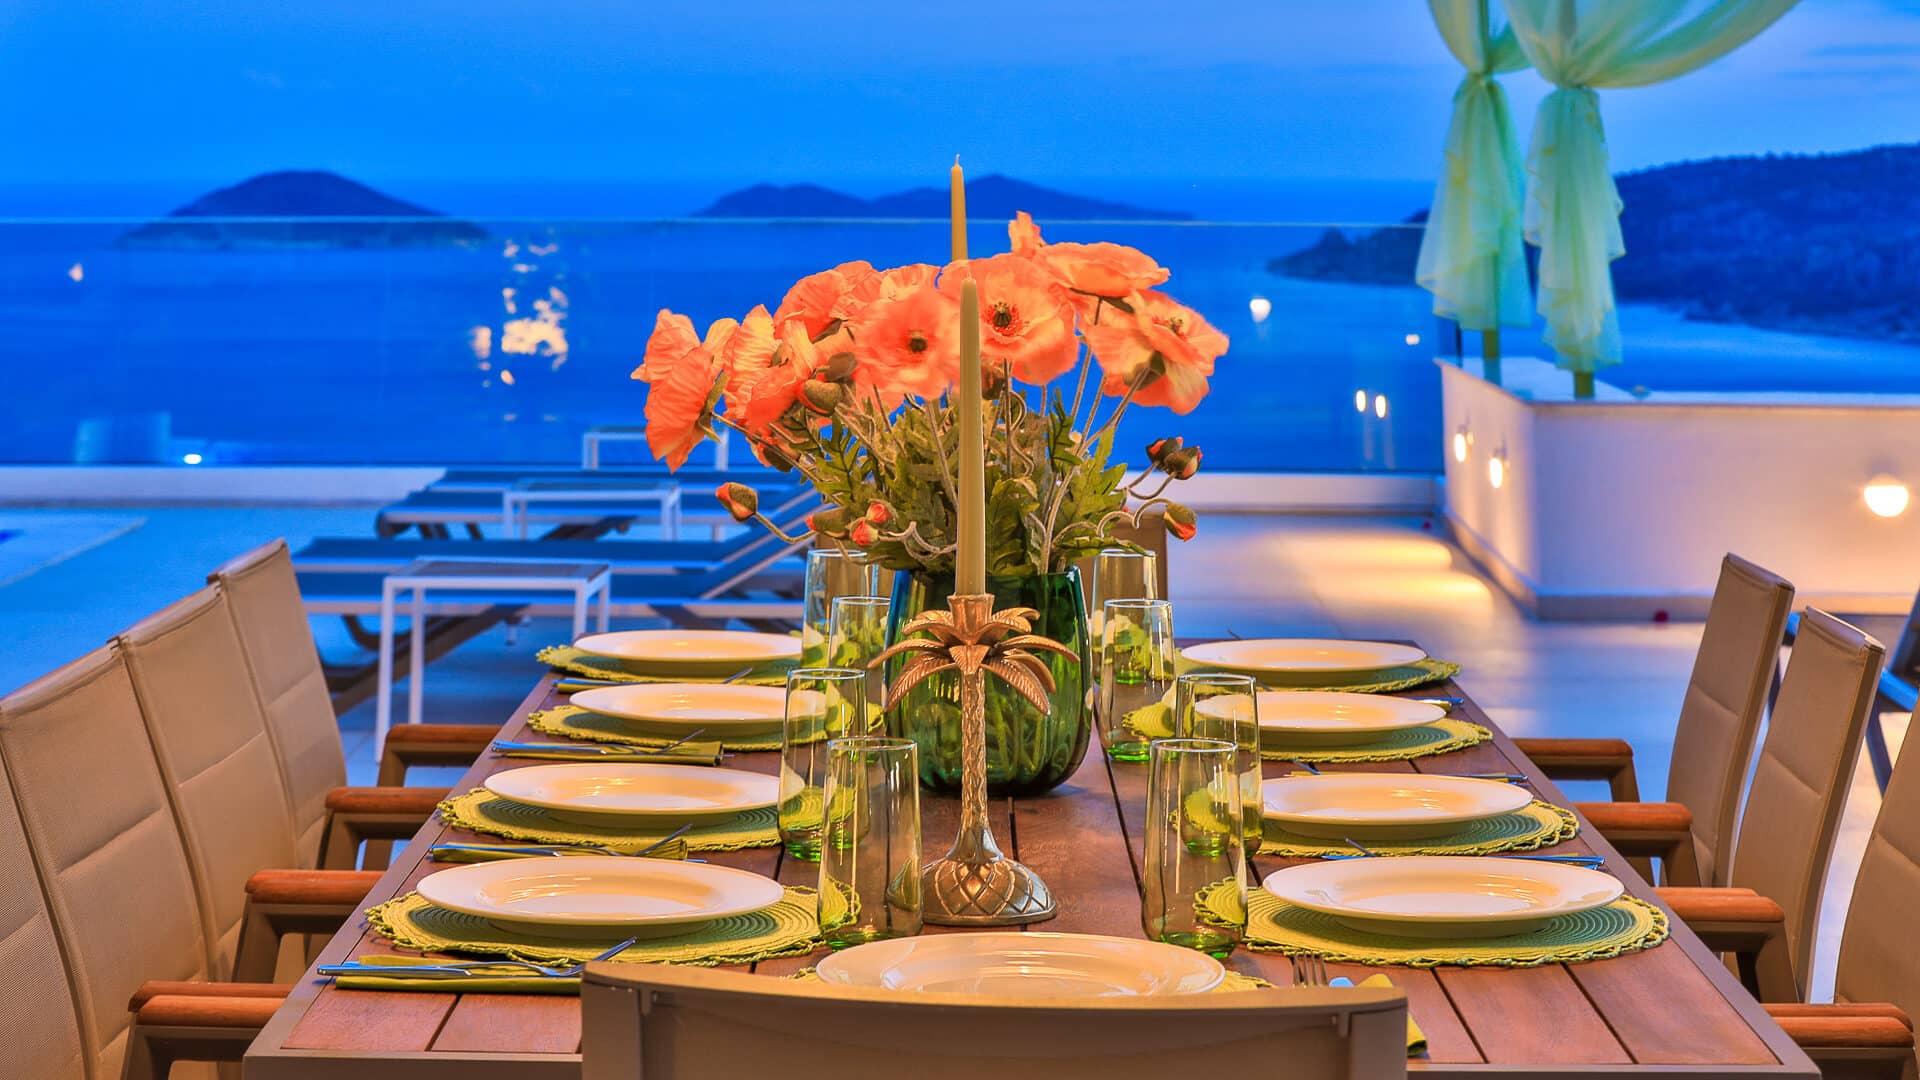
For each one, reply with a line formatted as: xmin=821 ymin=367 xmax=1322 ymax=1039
xmin=819 ymin=736 xmax=922 ymax=948
xmin=1088 ymin=548 xmax=1159 ymax=637
xmin=828 ymin=594 xmax=892 ymax=720
xmin=1175 ymin=672 xmax=1264 ymax=857
xmin=1099 ymin=599 xmax=1176 ymax=763
xmin=803 ymin=548 xmax=879 ymax=667
xmin=778 ymin=668 xmax=866 ymax=860
xmin=1142 ymin=738 xmax=1247 ymax=957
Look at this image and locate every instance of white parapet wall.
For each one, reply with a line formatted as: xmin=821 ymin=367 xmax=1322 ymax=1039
xmin=1441 ymin=357 xmax=1920 ymax=619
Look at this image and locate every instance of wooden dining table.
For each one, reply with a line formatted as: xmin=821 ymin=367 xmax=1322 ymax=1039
xmin=245 ymin=658 xmax=1819 ymax=1078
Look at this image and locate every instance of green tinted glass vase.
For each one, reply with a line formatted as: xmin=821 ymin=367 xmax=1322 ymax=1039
xmin=884 ymin=569 xmax=1092 ymax=796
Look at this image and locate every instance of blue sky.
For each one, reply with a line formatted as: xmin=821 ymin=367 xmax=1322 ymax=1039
xmin=6 ymin=0 xmax=1920 ymax=216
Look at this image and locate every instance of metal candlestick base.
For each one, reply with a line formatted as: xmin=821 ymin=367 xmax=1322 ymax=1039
xmin=871 ymin=592 xmax=1077 ymax=927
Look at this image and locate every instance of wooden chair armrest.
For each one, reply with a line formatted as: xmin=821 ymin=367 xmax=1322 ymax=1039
xmin=244 ymin=869 xmax=384 ymax=906
xmin=1576 ymin=800 xmax=1693 ymax=833
xmin=1768 ymin=1003 xmax=1914 ymax=1031
xmin=382 ymin=723 xmax=498 ymax=750
xmin=1512 ymin=737 xmax=1639 ymax=800
xmin=1655 ymin=887 xmax=1785 ymax=926
xmin=324 ymin=786 xmax=450 ymax=815
xmin=130 ymin=981 xmax=291 ymax=1012
xmin=136 ymin=994 xmax=284 ymax=1029
xmin=1766 ymin=1012 xmax=1916 ymax=1050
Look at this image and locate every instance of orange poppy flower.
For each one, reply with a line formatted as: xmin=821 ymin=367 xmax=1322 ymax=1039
xmin=940 ymin=253 xmax=1078 ymax=384
xmin=1038 ymin=241 xmax=1170 ymax=300
xmin=1081 ymin=290 xmax=1228 ymax=415
xmin=849 ymin=284 xmax=960 ymax=400
xmin=645 ymin=341 xmax=719 ymax=469
xmin=773 ymin=260 xmax=878 ymax=340
xmin=1009 ymin=211 xmax=1045 ymax=257
xmin=738 ymin=319 xmax=830 ymax=433
xmin=719 ymin=305 xmax=777 ymax=417
xmin=632 ymin=309 xmax=699 ymax=383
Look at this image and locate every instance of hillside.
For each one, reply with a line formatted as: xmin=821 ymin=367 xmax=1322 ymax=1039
xmin=1271 ymin=143 xmax=1920 ymax=341
xmin=120 ymin=171 xmax=487 ymax=249
xmin=695 ymin=174 xmax=1188 ymax=220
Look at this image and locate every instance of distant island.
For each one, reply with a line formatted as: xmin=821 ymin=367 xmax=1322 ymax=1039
xmin=1272 ymin=142 xmax=1920 ymax=343
xmin=120 ymin=170 xmax=487 ymax=249
xmin=694 ymin=174 xmax=1189 ymax=220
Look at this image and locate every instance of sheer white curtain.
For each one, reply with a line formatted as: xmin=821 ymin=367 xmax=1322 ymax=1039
xmin=1414 ymin=0 xmax=1530 ymax=342
xmin=1504 ymin=0 xmax=1800 ymax=383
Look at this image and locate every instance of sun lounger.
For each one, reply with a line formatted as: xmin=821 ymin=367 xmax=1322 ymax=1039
xmin=1782 ymin=593 xmax=1920 ymax=791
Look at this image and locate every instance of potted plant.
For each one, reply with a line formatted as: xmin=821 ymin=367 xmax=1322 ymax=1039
xmin=635 ymin=212 xmax=1223 ymax=794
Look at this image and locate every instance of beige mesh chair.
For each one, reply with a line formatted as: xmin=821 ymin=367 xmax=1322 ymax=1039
xmin=210 ymin=539 xmax=463 ymax=870
xmin=1762 ymin=689 xmax=1920 ymax=1077
xmin=0 ymin=646 xmax=224 ymax=1078
xmin=1658 ymin=608 xmax=1883 ymax=1004
xmin=0 ymin=704 xmax=91 ymax=1079
xmin=117 ymin=586 xmax=382 ymax=984
xmin=580 ymin=964 xmax=1408 ymax=1080
xmin=1517 ymin=553 xmax=1794 ymax=886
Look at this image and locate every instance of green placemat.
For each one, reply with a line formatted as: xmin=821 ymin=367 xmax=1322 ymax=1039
xmin=367 ymin=886 xmax=822 ymax=969
xmin=1200 ymin=882 xmax=1668 ymax=969
xmin=527 ymin=704 xmax=783 ymax=752
xmin=438 ymin=789 xmax=780 ymax=852
xmin=1127 ymin=702 xmax=1491 ymax=763
xmin=788 ymin=968 xmax=1274 ymax=991
xmin=1262 ymin=801 xmax=1579 ymax=858
xmin=539 ymin=644 xmax=797 ymax=686
xmin=1179 ymin=654 xmax=1460 ymax=694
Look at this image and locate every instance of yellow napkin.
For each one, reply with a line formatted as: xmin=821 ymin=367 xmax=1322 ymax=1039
xmin=1331 ymin=974 xmax=1426 ymax=1056
xmin=331 ymin=955 xmax=579 ymax=995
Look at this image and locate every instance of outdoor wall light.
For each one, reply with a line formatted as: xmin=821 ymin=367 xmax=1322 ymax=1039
xmin=182 ymin=453 xmax=203 ymax=466
xmin=1249 ymin=297 xmax=1271 ymax=323
xmin=1452 ymin=426 xmax=1470 ymax=463
xmin=1374 ymin=394 xmax=1389 ymax=419
xmin=1488 ymin=450 xmax=1507 ymax=489
xmin=1864 ymin=476 xmax=1911 ymax=518
xmin=1354 ymin=390 xmax=1368 ymax=413
xmin=1404 ymin=333 xmax=1421 ymax=346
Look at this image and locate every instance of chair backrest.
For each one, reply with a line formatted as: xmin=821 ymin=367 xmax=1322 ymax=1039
xmin=209 ymin=538 xmax=347 ymax=866
xmin=0 ymin=710 xmax=89 ymax=1079
xmin=580 ymin=964 xmax=1408 ymax=1080
xmin=0 ymin=645 xmax=208 ymax=1080
xmin=1664 ymin=553 xmax=1795 ymax=888
xmin=1834 ymin=693 xmax=1920 ymax=1014
xmin=117 ymin=585 xmax=301 ymax=979
xmin=1891 ymin=585 xmax=1920 ymax=681
xmin=1727 ymin=608 xmax=1882 ymax=998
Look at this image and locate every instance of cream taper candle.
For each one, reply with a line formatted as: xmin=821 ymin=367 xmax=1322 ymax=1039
xmin=956 ymin=279 xmax=985 ymax=594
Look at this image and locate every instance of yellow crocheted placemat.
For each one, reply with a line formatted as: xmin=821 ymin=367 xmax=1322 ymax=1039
xmin=367 ymin=886 xmax=822 ymax=968
xmin=438 ymin=789 xmax=779 ymax=852
xmin=1261 ymin=801 xmax=1579 ymax=858
xmin=539 ymin=644 xmax=796 ymax=686
xmin=526 ymin=704 xmax=783 ymax=753
xmin=1200 ymin=883 xmax=1668 ymax=969
xmin=1127 ymin=701 xmax=1491 ymax=763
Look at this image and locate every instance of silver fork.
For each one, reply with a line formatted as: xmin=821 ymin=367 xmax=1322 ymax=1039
xmin=318 ymin=936 xmax=638 ymax=980
xmin=1291 ymin=952 xmax=1329 ymax=987
xmin=428 ymin=823 xmax=694 ymax=862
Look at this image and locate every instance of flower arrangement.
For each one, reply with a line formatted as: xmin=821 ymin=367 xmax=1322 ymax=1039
xmin=634 ymin=212 xmax=1226 ymax=579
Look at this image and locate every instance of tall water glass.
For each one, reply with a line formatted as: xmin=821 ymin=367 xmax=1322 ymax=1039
xmin=1099 ymin=599 xmax=1176 ymax=763
xmin=1175 ymin=672 xmax=1264 ymax=857
xmin=1142 ymin=738 xmax=1247 ymax=957
xmin=803 ymin=548 xmax=878 ymax=667
xmin=779 ymin=668 xmax=866 ymax=860
xmin=819 ymin=736 xmax=922 ymax=948
xmin=828 ymin=594 xmax=892 ymax=720
xmin=1088 ymin=548 xmax=1159 ymax=636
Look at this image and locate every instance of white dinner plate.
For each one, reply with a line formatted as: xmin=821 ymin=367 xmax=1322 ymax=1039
xmin=572 ymin=629 xmax=800 ymax=676
xmin=1262 ymin=856 xmax=1623 ymax=938
xmin=1254 ymin=691 xmax=1446 ymax=747
xmin=1261 ymin=773 xmax=1533 ymax=840
xmin=484 ymin=763 xmax=779 ymax=825
xmin=569 ymin=683 xmax=786 ymax=735
xmin=1180 ymin=639 xmax=1427 ymax=683
xmin=416 ymin=856 xmax=785 ymax=939
xmin=815 ymin=932 xmax=1225 ymax=997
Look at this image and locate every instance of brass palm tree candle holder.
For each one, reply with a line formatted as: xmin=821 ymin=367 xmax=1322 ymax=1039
xmin=872 ymin=593 xmax=1077 ymax=925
